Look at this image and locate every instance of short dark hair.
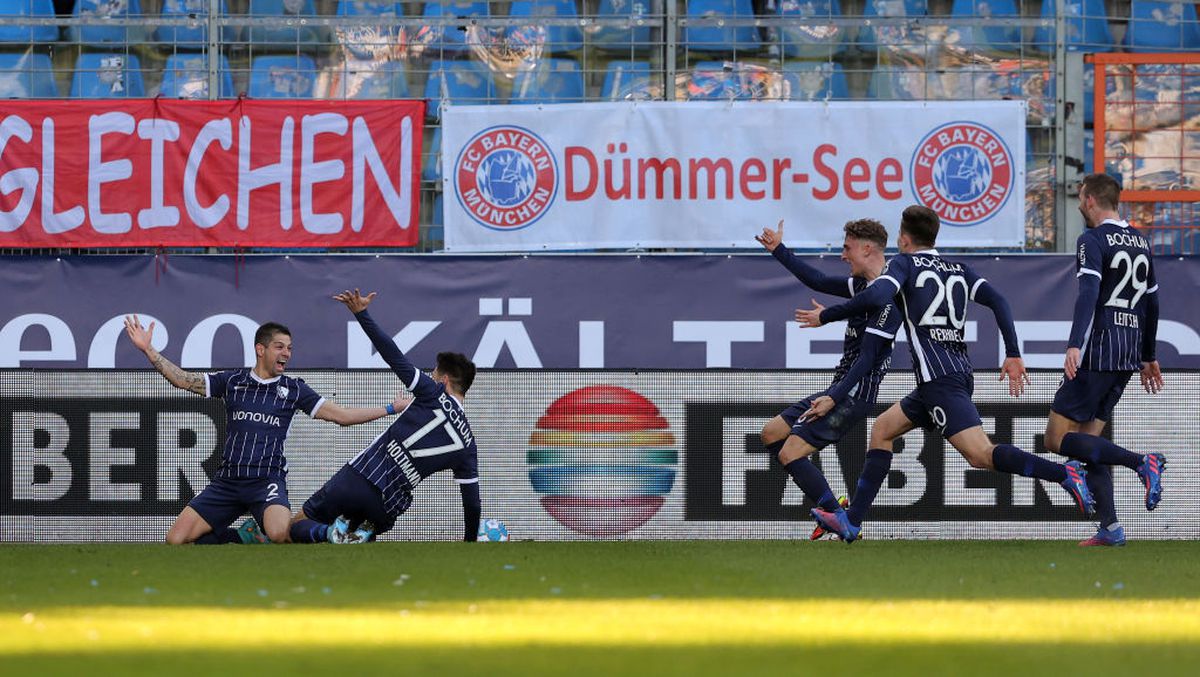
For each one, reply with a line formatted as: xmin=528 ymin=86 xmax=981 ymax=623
xmin=254 ymin=322 xmax=291 ymax=347
xmin=437 ymin=352 xmax=476 ymax=395
xmin=1081 ymin=172 xmax=1121 ymax=210
xmin=843 ymin=218 xmax=888 ymax=250
xmin=900 ymin=205 xmax=940 ymax=247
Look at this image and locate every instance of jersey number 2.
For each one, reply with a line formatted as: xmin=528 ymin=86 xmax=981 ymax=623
xmin=404 ymin=409 xmax=466 ymax=458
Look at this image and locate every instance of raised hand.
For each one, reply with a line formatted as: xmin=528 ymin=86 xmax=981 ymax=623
xmin=794 ymin=299 xmax=826 ymax=328
xmin=754 ymin=219 xmax=785 ymax=252
xmin=333 ymin=289 xmax=377 ymax=314
xmin=124 ymin=314 xmax=155 ymax=353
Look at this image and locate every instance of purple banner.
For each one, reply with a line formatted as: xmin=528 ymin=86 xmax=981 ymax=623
xmin=3 ymin=255 xmax=1199 ymax=370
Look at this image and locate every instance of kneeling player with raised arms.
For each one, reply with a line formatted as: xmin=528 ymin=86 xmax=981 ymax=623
xmin=289 ymin=289 xmax=481 ymax=544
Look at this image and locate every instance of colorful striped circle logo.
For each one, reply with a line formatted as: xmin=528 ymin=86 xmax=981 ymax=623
xmin=527 ymin=386 xmax=677 ymax=536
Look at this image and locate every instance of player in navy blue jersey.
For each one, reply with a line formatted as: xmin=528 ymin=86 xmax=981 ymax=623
xmin=755 ymin=218 xmax=901 ymax=542
xmin=1043 ymin=173 xmax=1166 ymax=547
xmin=124 ymin=316 xmax=402 ymax=545
xmin=288 ymin=289 xmax=481 ymax=544
xmin=796 ymin=205 xmax=1097 ymax=540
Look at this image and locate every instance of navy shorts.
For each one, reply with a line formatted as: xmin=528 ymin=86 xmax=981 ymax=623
xmin=189 ymin=475 xmax=289 ymax=532
xmin=1052 ymin=370 xmax=1132 ymax=423
xmin=899 ymin=372 xmax=983 ymax=438
xmin=302 ymin=465 xmax=399 ymax=536
xmin=780 ymin=391 xmax=871 ymax=451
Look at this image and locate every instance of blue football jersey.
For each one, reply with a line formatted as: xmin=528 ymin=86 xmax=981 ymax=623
xmin=828 ymin=277 xmax=902 ymax=404
xmin=876 ymin=250 xmax=985 ymax=384
xmin=348 ymin=311 xmax=479 ymax=515
xmin=1073 ymin=219 xmax=1159 ymax=372
xmin=205 ymin=369 xmax=324 ymax=479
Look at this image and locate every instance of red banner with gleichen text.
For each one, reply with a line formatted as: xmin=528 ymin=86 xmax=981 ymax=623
xmin=0 ymin=99 xmax=423 ymax=248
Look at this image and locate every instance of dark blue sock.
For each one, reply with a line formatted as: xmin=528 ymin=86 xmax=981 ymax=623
xmin=991 ymin=444 xmax=1068 ymax=483
xmin=289 ymin=519 xmax=329 ymax=544
xmin=784 ymin=457 xmax=840 ymax=511
xmin=1085 ymin=462 xmax=1118 ymax=529
xmin=847 ymin=449 xmax=892 ymax=527
xmin=1061 ymin=432 xmax=1142 ymax=470
xmin=195 ymin=528 xmax=240 ymax=545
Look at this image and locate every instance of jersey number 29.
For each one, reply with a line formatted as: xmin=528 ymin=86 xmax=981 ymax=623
xmin=1105 ymin=251 xmax=1150 ymax=309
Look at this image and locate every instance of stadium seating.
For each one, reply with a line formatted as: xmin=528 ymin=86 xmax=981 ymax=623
xmin=423 ymin=125 xmax=442 ymax=182
xmin=777 ymin=0 xmax=846 ymax=59
xmin=423 ymin=59 xmax=498 ymax=113
xmin=156 ymin=0 xmax=233 ymax=50
xmin=335 ymin=0 xmax=405 ymax=61
xmin=328 ymin=60 xmax=410 ymax=99
xmin=507 ymin=0 xmax=584 ymax=55
xmin=247 ymin=55 xmax=317 ymax=98
xmin=601 ymin=60 xmax=654 ymax=101
xmin=158 ymin=53 xmax=236 ymax=98
xmin=867 ymin=64 xmax=937 ymax=100
xmin=857 ymin=0 xmax=927 ymax=51
xmin=782 ymin=61 xmax=849 ymax=101
xmin=590 ymin=0 xmax=652 ymax=54
xmin=683 ymin=0 xmax=761 ymax=53
xmin=420 ymin=1 xmax=489 ymax=55
xmin=70 ymin=52 xmax=145 ymax=97
xmin=1124 ymin=1 xmax=1200 ymax=52
xmin=246 ymin=0 xmax=324 ymax=49
xmin=0 ymin=51 xmax=58 ymax=98
xmin=1032 ymin=0 xmax=1113 ymax=52
xmin=0 ymin=1 xmax=58 ymax=44
xmin=430 ymin=193 xmax=444 ymax=241
xmin=946 ymin=0 xmax=1020 ymax=53
xmin=70 ymin=0 xmax=144 ymax=45
xmin=510 ymin=58 xmax=585 ymax=104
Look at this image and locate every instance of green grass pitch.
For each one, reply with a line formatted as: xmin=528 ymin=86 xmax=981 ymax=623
xmin=2 ymin=541 xmax=1199 ymax=676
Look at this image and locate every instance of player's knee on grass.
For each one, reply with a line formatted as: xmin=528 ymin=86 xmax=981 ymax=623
xmin=164 ymin=529 xmax=192 ymax=545
xmin=265 ymin=524 xmax=291 ymax=543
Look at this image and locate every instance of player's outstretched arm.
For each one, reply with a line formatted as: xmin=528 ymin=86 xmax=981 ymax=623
xmin=333 ymin=289 xmax=436 ymax=398
xmin=796 ymin=278 xmax=896 ymax=327
xmin=756 ymin=220 xmax=853 ymax=297
xmin=314 ymin=392 xmax=412 ymax=427
xmin=460 ymin=482 xmax=481 ymax=542
xmin=123 ymin=315 xmax=206 ymax=395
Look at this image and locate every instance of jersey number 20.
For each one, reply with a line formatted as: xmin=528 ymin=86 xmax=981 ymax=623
xmin=916 ymin=271 xmax=968 ymax=330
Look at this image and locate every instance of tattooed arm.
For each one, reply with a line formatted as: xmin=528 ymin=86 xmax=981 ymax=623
xmin=123 ymin=315 xmax=207 ymax=395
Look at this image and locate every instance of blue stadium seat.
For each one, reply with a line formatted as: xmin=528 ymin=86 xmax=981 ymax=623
xmin=511 ymin=58 xmax=585 ymax=104
xmin=423 ymin=59 xmax=498 ymax=113
xmin=156 ymin=0 xmax=233 ymax=50
xmin=420 ymin=1 xmax=489 ymax=55
xmin=0 ymin=1 xmax=58 ymax=44
xmin=246 ymin=0 xmax=324 ymax=48
xmin=0 ymin=52 xmax=58 ymax=98
xmin=507 ymin=0 xmax=584 ymax=54
xmin=684 ymin=0 xmax=761 ymax=53
xmin=1124 ymin=1 xmax=1200 ymax=52
xmin=430 ymin=194 xmax=444 ymax=242
xmin=777 ymin=0 xmax=846 ymax=59
xmin=783 ymin=61 xmax=848 ymax=100
xmin=601 ymin=60 xmax=654 ymax=101
xmin=70 ymin=53 xmax=145 ymax=98
xmin=1032 ymin=0 xmax=1112 ymax=52
xmin=857 ymin=0 xmax=927 ymax=51
xmin=70 ymin=0 xmax=144 ymax=44
xmin=423 ymin=125 xmax=441 ymax=182
xmin=158 ymin=54 xmax=235 ymax=98
xmin=947 ymin=0 xmax=1020 ymax=52
xmin=247 ymin=55 xmax=317 ymax=98
xmin=590 ymin=0 xmax=652 ymax=54
xmin=329 ymin=60 xmax=410 ymax=99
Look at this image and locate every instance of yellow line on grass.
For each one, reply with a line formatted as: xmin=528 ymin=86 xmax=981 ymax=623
xmin=4 ymin=599 xmax=1199 ymax=654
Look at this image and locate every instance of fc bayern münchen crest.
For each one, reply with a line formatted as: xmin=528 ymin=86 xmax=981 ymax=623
xmin=909 ymin=121 xmax=1015 ymax=227
xmin=454 ymin=125 xmax=559 ymax=232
